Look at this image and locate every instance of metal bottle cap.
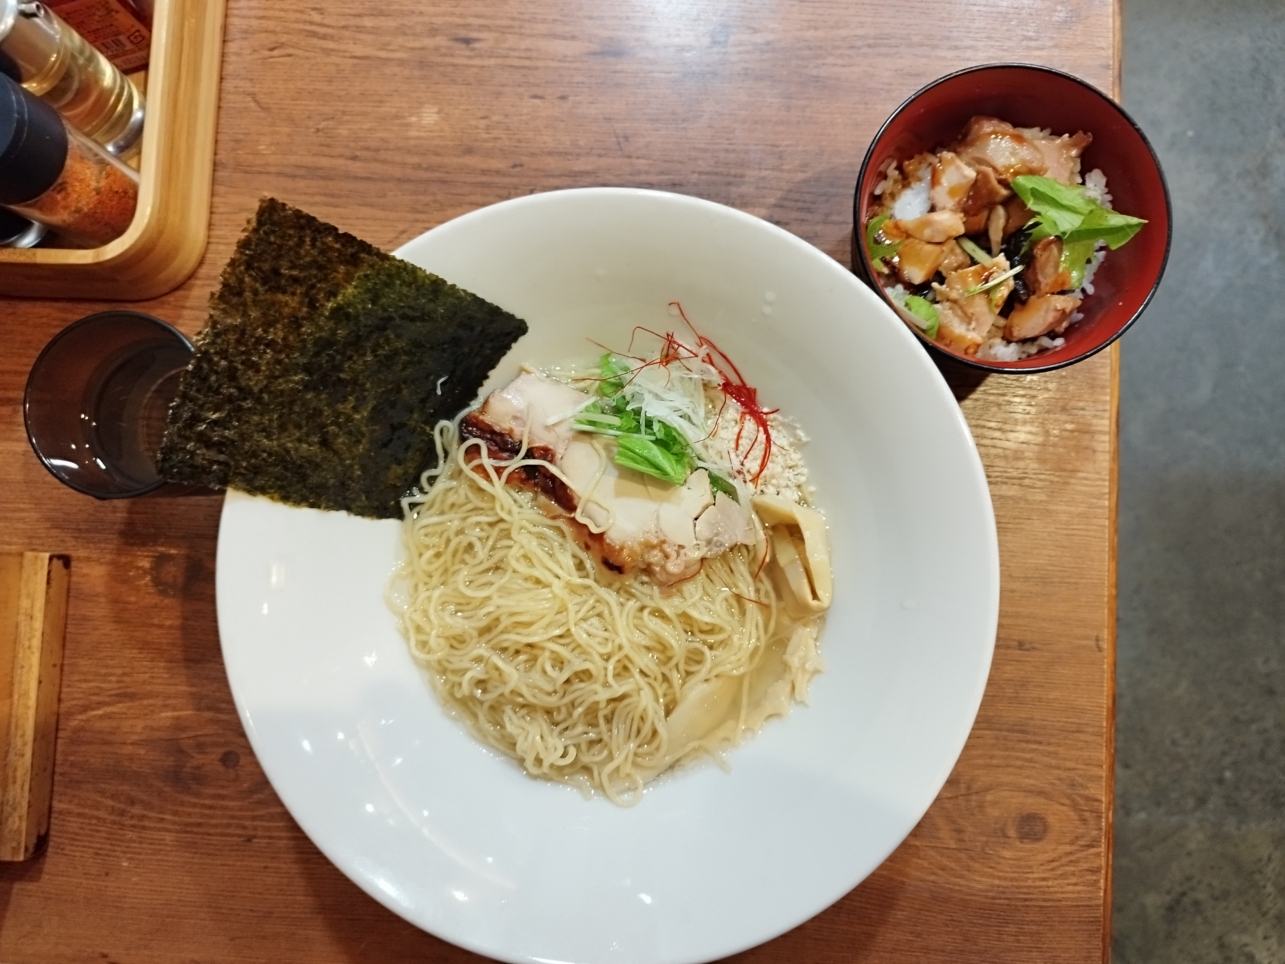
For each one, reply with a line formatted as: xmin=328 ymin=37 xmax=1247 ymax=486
xmin=0 ymin=4 xmax=20 ymax=84
xmin=0 ymin=70 xmax=66 ymax=204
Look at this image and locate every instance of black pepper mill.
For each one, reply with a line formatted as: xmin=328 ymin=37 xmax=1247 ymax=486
xmin=0 ymin=71 xmax=137 ymax=247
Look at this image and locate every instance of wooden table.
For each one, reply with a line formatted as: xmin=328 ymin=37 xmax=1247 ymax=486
xmin=0 ymin=0 xmax=1118 ymax=960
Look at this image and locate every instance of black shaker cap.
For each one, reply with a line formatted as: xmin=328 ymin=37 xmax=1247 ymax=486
xmin=0 ymin=72 xmax=67 ymax=205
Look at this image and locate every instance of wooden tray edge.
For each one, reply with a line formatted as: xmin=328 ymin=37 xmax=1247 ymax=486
xmin=0 ymin=0 xmax=227 ymax=300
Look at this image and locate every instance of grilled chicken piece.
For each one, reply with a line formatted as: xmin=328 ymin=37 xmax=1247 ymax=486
xmin=935 ymin=301 xmax=986 ymax=355
xmin=939 ymin=261 xmax=992 ymax=300
xmin=877 ymin=217 xmax=907 ymax=242
xmin=939 ymin=258 xmax=1010 ymax=299
xmin=1005 ymin=293 xmax=1082 ymax=341
xmin=902 ymin=151 xmax=937 ymax=186
xmin=1001 ymin=195 xmax=1034 ymax=237
xmin=960 ymin=165 xmax=1011 ymax=216
xmin=462 ymin=372 xmax=757 ymax=585
xmin=1017 ymin=127 xmax=1093 ymax=185
xmin=937 ymin=258 xmax=1012 ymax=332
xmin=958 ymin=293 xmax=1000 ymax=338
xmin=962 ymin=210 xmax=989 ymax=234
xmin=930 ymin=151 xmax=977 ymax=212
xmin=952 ymin=116 xmax=1048 ymax=182
xmin=895 ymin=210 xmax=966 ymax=243
xmin=939 ymin=239 xmax=971 ymax=274
xmin=894 ymin=238 xmax=946 ymax=285
xmin=1026 ymin=236 xmax=1074 ymax=296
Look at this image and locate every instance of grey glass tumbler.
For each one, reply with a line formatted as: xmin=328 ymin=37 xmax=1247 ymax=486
xmin=25 ymin=310 xmax=193 ymax=498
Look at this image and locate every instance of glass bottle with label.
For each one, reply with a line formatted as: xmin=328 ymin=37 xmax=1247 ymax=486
xmin=0 ymin=0 xmax=144 ymax=158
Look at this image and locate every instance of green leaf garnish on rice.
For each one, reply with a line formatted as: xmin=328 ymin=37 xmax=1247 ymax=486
xmin=1062 ymin=204 xmax=1147 ymax=249
xmin=904 ymin=295 xmax=939 ymax=339
xmin=865 ymin=213 xmax=902 ymax=269
xmin=1011 ymin=174 xmax=1146 ymax=290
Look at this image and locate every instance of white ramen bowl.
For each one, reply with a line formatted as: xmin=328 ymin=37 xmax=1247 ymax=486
xmin=216 ymin=188 xmax=999 ymax=964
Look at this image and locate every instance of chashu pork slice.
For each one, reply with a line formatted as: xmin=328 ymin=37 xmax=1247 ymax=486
xmin=461 ymin=372 xmax=756 ymax=585
xmin=460 ymin=371 xmax=590 ymax=463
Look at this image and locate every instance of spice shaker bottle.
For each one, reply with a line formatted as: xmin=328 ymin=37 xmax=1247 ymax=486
xmin=0 ymin=72 xmax=137 ymax=246
xmin=0 ymin=0 xmax=144 ymax=158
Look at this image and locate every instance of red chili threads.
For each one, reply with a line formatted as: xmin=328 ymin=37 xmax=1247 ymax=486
xmin=668 ymin=301 xmax=778 ymax=485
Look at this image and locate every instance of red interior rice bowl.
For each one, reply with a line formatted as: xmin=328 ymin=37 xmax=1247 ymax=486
xmin=863 ymin=116 xmax=1147 ymax=362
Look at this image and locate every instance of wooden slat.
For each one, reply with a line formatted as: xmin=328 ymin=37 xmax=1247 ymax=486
xmin=0 ymin=553 xmax=71 ymax=861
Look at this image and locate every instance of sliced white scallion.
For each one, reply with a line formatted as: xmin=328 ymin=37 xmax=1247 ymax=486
xmin=544 ymin=394 xmax=600 ymax=427
xmin=965 ymin=262 xmax=1024 ymax=297
xmin=957 ymin=236 xmax=994 ymax=267
xmin=574 ymin=412 xmax=623 ymax=426
xmin=618 ymin=359 xmax=715 ymax=448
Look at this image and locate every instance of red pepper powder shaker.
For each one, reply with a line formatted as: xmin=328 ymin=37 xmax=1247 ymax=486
xmin=0 ymin=70 xmax=137 ymax=246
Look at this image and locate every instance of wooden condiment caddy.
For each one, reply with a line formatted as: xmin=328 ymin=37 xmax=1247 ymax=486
xmin=0 ymin=0 xmax=226 ymax=300
xmin=0 ymin=553 xmax=70 ymax=861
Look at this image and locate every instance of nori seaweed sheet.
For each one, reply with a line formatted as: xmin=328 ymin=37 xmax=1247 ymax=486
xmin=158 ymin=198 xmax=528 ymax=518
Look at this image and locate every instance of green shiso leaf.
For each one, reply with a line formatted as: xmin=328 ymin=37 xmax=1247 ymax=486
xmin=1011 ymin=175 xmax=1095 ymax=235
xmin=650 ymin=418 xmax=690 ymax=455
xmin=1063 ymin=204 xmax=1147 ymax=249
xmin=615 ymin=435 xmax=690 ymax=486
xmin=904 ymin=295 xmax=939 ymax=339
xmin=576 ymin=371 xmax=701 ymax=486
xmin=865 ymin=213 xmax=902 ymax=268
xmin=1010 ymin=174 xmax=1147 ymax=291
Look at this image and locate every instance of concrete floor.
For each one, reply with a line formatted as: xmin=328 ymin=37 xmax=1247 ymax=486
xmin=1114 ymin=0 xmax=1285 ymax=961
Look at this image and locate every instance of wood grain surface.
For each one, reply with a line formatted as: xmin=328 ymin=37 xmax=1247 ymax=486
xmin=0 ymin=0 xmax=1117 ymax=960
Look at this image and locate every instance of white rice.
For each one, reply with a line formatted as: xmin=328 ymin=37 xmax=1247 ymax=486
xmin=872 ymin=159 xmax=897 ymax=197
xmin=976 ymin=334 xmax=1066 ymax=362
xmin=1079 ymin=244 xmax=1107 ymax=296
xmin=891 ymin=166 xmax=931 ymax=221
xmin=1082 ymin=168 xmax=1112 ymax=208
